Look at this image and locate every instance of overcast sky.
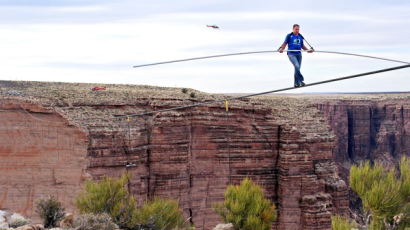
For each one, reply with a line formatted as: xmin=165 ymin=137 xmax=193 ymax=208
xmin=0 ymin=0 xmax=409 ymax=93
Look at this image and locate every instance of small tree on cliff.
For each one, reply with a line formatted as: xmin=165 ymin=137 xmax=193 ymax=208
xmin=350 ymin=156 xmax=410 ymax=229
xmin=75 ymin=173 xmax=139 ymax=229
xmin=35 ymin=196 xmax=65 ymax=228
xmin=331 ymin=215 xmax=357 ymax=230
xmin=136 ymin=197 xmax=189 ymax=230
xmin=213 ymin=178 xmax=277 ymax=230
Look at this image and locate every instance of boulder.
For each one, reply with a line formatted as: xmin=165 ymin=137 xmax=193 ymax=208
xmin=15 ymin=224 xmax=44 ymax=230
xmin=213 ymin=223 xmax=234 ymax=230
xmin=0 ymin=220 xmax=9 ymax=229
xmin=59 ymin=213 xmax=74 ymax=228
xmin=0 ymin=210 xmax=8 ymax=217
xmin=0 ymin=211 xmax=9 ymax=229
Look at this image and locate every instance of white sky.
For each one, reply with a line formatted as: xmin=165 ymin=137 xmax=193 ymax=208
xmin=0 ymin=0 xmax=409 ymax=93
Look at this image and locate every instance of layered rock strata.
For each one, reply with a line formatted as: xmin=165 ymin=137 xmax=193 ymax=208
xmin=0 ymin=81 xmax=358 ymax=229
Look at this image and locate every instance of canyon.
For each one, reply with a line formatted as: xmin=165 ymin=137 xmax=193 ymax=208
xmin=1 ymin=81 xmax=409 ymax=229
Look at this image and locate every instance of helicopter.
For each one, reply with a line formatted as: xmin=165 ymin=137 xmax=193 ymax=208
xmin=206 ymin=25 xmax=220 ymax=29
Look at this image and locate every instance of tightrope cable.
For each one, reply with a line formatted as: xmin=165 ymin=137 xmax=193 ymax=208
xmin=133 ymin=50 xmax=410 ymax=68
xmin=96 ymin=63 xmax=410 ymax=121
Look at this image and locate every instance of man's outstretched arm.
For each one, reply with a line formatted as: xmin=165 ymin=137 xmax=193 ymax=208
xmin=278 ymin=42 xmax=287 ymax=53
xmin=302 ymin=44 xmax=314 ymax=53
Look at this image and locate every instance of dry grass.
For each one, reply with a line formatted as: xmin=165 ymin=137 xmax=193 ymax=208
xmin=0 ymin=80 xmax=218 ymax=106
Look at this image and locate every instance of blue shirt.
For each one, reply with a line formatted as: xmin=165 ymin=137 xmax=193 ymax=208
xmin=285 ymin=33 xmax=304 ymax=54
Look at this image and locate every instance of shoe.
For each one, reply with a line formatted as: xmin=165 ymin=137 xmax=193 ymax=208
xmin=300 ymin=81 xmax=306 ymax=87
xmin=294 ymin=84 xmax=300 ymax=88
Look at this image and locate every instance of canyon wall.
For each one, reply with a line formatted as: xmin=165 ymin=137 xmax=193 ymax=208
xmin=87 ymin=106 xmax=282 ymax=229
xmin=0 ymin=81 xmax=356 ymax=230
xmin=0 ymin=99 xmax=89 ymax=218
xmin=317 ymin=98 xmax=410 ymax=222
xmin=317 ymin=99 xmax=410 ymax=179
xmin=0 ymin=97 xmax=348 ymax=230
xmin=85 ymin=103 xmax=349 ymax=230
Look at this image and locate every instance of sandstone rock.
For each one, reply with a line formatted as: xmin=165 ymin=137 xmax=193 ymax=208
xmin=58 ymin=213 xmax=74 ymax=228
xmin=15 ymin=224 xmax=44 ymax=230
xmin=0 ymin=99 xmax=88 ymax=224
xmin=0 ymin=211 xmax=9 ymax=229
xmin=0 ymin=220 xmax=9 ymax=229
xmin=0 ymin=211 xmax=11 ymax=221
xmin=0 ymin=210 xmax=7 ymax=217
xmin=213 ymin=223 xmax=234 ymax=230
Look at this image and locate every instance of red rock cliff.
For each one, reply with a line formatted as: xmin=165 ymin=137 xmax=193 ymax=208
xmin=317 ymin=97 xmax=410 ymax=178
xmin=0 ymin=99 xmax=89 ymax=218
xmin=0 ymin=81 xmax=350 ymax=230
xmin=316 ymin=96 xmax=410 ymax=222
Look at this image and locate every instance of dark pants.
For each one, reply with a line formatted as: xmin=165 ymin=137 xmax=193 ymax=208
xmin=287 ymin=53 xmax=304 ymax=86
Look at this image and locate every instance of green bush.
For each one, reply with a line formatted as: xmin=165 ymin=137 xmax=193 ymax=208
xmin=73 ymin=213 xmax=119 ymax=230
xmin=331 ymin=215 xmax=356 ymax=230
xmin=189 ymin=92 xmax=196 ymax=98
xmin=75 ymin=173 xmax=139 ymax=229
xmin=213 ymin=178 xmax=277 ymax=230
xmin=181 ymin=88 xmax=188 ymax=94
xmin=35 ymin=196 xmax=65 ymax=228
xmin=136 ymin=197 xmax=188 ymax=230
xmin=350 ymin=156 xmax=410 ymax=229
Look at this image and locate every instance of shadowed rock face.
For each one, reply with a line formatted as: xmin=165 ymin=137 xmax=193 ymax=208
xmin=317 ymin=100 xmax=410 ymax=177
xmin=317 ymin=98 xmax=410 ymax=223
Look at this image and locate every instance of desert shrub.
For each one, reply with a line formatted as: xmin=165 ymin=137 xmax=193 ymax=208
xmin=73 ymin=213 xmax=118 ymax=230
xmin=181 ymin=88 xmax=188 ymax=94
xmin=75 ymin=173 xmax=138 ymax=229
xmin=9 ymin=220 xmax=28 ymax=228
xmin=189 ymin=92 xmax=196 ymax=98
xmin=136 ymin=197 xmax=188 ymax=230
xmin=35 ymin=196 xmax=65 ymax=228
xmin=350 ymin=156 xmax=410 ymax=229
xmin=331 ymin=215 xmax=356 ymax=230
xmin=213 ymin=178 xmax=276 ymax=230
xmin=8 ymin=213 xmax=30 ymax=228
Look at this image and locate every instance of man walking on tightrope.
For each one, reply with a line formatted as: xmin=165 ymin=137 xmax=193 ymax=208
xmin=278 ymin=24 xmax=314 ymax=87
